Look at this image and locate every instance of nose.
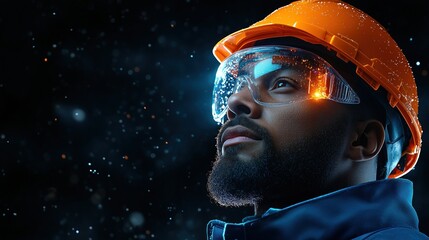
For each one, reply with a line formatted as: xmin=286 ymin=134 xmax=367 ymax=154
xmin=226 ymin=87 xmax=262 ymax=120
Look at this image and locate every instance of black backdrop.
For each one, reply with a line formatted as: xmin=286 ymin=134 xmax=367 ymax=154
xmin=1 ymin=0 xmax=428 ymax=239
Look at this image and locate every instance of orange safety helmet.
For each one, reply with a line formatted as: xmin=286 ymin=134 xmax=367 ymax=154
xmin=212 ymin=0 xmax=422 ymax=178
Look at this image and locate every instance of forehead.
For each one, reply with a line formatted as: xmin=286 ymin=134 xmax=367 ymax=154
xmin=230 ymin=48 xmax=323 ymax=83
xmin=233 ymin=47 xmax=320 ymax=67
xmin=243 ymin=54 xmax=319 ymax=77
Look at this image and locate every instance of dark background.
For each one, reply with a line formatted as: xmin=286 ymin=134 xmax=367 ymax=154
xmin=0 ymin=0 xmax=428 ymax=239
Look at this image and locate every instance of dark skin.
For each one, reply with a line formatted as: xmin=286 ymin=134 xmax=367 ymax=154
xmin=208 ymin=86 xmax=385 ymax=216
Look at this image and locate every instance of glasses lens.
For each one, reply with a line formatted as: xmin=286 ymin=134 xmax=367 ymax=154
xmin=212 ymin=46 xmax=360 ymax=123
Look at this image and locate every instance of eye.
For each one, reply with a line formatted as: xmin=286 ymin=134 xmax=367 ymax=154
xmin=269 ymin=77 xmax=296 ymax=90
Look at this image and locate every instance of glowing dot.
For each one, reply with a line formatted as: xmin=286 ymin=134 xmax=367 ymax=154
xmin=312 ymin=92 xmax=324 ymax=99
xmin=416 ymin=61 xmax=420 ymax=66
xmin=129 ymin=212 xmax=145 ymax=227
xmin=44 ymin=58 xmax=48 ymax=62
xmin=61 ymin=154 xmax=67 ymax=160
xmin=123 ymin=155 xmax=129 ymax=160
xmin=72 ymin=108 xmax=86 ymax=122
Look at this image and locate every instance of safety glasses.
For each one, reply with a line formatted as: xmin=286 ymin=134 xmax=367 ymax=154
xmin=212 ymin=46 xmax=360 ymax=124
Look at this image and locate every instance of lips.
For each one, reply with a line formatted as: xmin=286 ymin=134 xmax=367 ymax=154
xmin=221 ymin=125 xmax=261 ymax=148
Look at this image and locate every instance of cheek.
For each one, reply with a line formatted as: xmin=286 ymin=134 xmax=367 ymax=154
xmin=261 ymin=102 xmax=350 ymax=149
xmin=261 ymin=107 xmax=307 ymax=150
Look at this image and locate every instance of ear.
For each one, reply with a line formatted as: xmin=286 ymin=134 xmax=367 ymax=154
xmin=347 ymin=120 xmax=385 ymax=162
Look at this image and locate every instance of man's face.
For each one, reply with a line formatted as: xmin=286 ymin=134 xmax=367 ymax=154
xmin=207 ymin=89 xmax=353 ymax=207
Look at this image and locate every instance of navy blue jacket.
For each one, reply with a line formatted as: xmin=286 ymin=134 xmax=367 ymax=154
xmin=207 ymin=179 xmax=428 ymax=240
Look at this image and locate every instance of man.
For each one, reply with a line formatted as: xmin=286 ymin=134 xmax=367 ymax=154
xmin=206 ymin=0 xmax=428 ymax=239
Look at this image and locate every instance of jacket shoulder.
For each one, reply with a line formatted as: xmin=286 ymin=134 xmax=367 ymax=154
xmin=354 ymin=227 xmax=429 ymax=240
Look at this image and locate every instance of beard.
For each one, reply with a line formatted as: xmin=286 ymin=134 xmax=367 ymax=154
xmin=207 ymin=115 xmax=346 ymax=208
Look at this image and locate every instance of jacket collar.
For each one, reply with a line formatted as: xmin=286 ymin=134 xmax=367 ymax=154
xmin=207 ymin=178 xmax=419 ymax=240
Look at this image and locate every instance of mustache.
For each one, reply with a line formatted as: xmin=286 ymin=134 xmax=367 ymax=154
xmin=216 ymin=116 xmax=269 ymax=149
